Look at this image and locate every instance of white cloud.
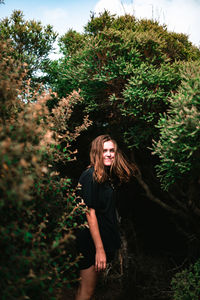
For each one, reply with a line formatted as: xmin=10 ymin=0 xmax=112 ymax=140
xmin=42 ymin=8 xmax=69 ymax=35
xmin=162 ymin=0 xmax=200 ymax=45
xmin=94 ymin=0 xmax=124 ymax=15
xmin=43 ymin=8 xmax=68 ymax=22
xmin=94 ymin=0 xmax=200 ymax=46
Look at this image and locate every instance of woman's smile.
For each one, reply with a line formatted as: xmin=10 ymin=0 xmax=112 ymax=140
xmin=103 ymin=141 xmax=115 ymax=166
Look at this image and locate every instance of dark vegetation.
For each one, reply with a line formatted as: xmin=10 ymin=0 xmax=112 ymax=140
xmin=0 ymin=7 xmax=200 ymax=300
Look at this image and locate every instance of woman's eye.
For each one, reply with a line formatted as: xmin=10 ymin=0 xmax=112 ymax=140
xmin=103 ymin=149 xmax=115 ymax=153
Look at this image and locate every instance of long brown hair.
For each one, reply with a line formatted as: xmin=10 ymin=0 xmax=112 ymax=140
xmin=89 ymin=134 xmax=138 ymax=183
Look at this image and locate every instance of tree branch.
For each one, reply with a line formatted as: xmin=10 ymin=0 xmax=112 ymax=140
xmin=136 ymin=175 xmax=187 ymax=219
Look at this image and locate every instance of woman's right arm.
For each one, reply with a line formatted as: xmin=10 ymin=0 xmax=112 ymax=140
xmin=86 ymin=208 xmax=106 ymax=271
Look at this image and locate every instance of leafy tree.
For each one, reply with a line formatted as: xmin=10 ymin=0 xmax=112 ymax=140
xmin=0 ymin=39 xmax=91 ymax=299
xmin=45 ymin=11 xmax=200 ymax=249
xmin=46 ymin=12 xmax=200 ymax=148
xmin=0 ymin=10 xmax=57 ymax=84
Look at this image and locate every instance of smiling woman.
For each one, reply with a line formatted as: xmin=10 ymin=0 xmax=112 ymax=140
xmin=75 ymin=134 xmax=138 ymax=300
xmin=103 ymin=140 xmax=115 ymax=166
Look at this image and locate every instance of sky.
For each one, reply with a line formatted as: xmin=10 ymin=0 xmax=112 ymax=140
xmin=0 ymin=0 xmax=200 ymax=51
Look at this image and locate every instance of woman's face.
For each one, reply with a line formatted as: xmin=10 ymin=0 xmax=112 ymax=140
xmin=103 ymin=140 xmax=115 ymax=166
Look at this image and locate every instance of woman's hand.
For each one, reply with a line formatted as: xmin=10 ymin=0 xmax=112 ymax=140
xmin=95 ymin=247 xmax=106 ymax=272
xmin=86 ymin=208 xmax=107 ymax=272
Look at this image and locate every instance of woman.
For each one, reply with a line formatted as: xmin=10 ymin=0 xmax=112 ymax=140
xmin=75 ymin=134 xmax=137 ymax=300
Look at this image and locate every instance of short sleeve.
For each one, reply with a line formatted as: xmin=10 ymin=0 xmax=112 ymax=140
xmin=79 ymin=168 xmax=97 ymax=209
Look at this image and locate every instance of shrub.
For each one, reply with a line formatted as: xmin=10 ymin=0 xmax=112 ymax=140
xmin=0 ymin=40 xmax=91 ymax=299
xmin=171 ymin=259 xmax=200 ymax=300
xmin=152 ymin=61 xmax=200 ymax=190
xmin=47 ymin=12 xmax=200 ymax=149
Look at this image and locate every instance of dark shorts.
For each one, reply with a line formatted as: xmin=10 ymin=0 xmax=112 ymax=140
xmin=78 ymin=249 xmax=116 ymax=270
xmin=75 ymin=228 xmax=116 ymax=270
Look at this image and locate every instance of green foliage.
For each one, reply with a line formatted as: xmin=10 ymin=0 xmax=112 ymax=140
xmin=47 ymin=11 xmax=200 ymax=149
xmin=121 ymin=62 xmax=181 ymax=147
xmin=0 ymin=10 xmax=57 ymax=83
xmin=152 ymin=62 xmax=200 ymax=190
xmin=59 ymin=29 xmax=86 ymax=56
xmin=0 ymin=40 xmax=90 ymax=299
xmin=84 ymin=10 xmax=116 ymax=35
xmin=171 ymin=259 xmax=200 ymax=300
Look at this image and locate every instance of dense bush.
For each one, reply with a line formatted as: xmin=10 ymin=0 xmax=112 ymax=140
xmin=45 ymin=12 xmax=200 ymax=218
xmin=171 ymin=259 xmax=200 ymax=300
xmin=0 ymin=40 xmax=91 ymax=299
xmin=46 ymin=11 xmax=200 ymax=149
xmin=43 ymin=11 xmax=200 ymax=243
xmin=152 ymin=61 xmax=200 ymax=191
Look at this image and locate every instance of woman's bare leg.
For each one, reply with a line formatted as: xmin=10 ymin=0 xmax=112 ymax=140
xmin=75 ymin=265 xmax=97 ymax=300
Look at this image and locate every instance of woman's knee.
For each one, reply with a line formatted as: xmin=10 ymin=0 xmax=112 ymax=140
xmin=79 ymin=265 xmax=97 ymax=298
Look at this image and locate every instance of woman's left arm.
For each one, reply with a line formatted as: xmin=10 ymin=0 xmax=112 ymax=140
xmin=86 ymin=208 xmax=106 ymax=271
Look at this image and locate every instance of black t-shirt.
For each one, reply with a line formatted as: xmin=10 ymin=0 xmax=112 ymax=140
xmin=77 ymin=167 xmax=121 ymax=253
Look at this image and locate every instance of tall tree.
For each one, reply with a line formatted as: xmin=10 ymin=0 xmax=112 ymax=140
xmin=0 ymin=10 xmax=57 ymax=85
